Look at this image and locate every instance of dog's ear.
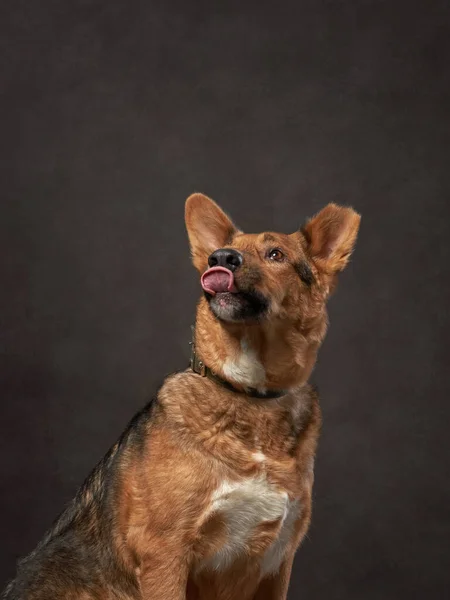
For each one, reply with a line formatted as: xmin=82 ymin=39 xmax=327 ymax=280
xmin=185 ymin=193 xmax=240 ymax=272
xmin=302 ymin=203 xmax=361 ymax=274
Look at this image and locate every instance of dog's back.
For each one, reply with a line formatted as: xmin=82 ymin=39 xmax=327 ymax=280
xmin=2 ymin=402 xmax=155 ymax=600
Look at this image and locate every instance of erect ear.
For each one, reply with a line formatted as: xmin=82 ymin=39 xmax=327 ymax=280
xmin=185 ymin=193 xmax=240 ymax=272
xmin=302 ymin=203 xmax=361 ymax=274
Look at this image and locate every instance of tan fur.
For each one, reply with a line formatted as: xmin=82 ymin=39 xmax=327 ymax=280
xmin=115 ymin=194 xmax=359 ymax=599
xmin=112 ymin=373 xmax=322 ymax=599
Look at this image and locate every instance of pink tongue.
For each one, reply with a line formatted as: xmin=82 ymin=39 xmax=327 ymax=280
xmin=201 ymin=267 xmax=236 ymax=295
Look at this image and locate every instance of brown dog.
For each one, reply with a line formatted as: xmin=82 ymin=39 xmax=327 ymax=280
xmin=2 ymin=194 xmax=360 ymax=600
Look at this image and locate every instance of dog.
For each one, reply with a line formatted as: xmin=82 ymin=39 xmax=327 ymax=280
xmin=2 ymin=193 xmax=360 ymax=600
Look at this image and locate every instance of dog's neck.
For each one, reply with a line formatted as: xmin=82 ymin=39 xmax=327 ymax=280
xmin=193 ymin=298 xmax=327 ymax=394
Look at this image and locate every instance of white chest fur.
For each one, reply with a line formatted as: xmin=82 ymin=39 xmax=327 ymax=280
xmin=199 ymin=476 xmax=300 ymax=575
xmin=222 ymin=339 xmax=266 ymax=391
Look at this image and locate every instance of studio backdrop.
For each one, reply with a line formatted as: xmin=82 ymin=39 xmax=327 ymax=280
xmin=1 ymin=1 xmax=449 ymax=598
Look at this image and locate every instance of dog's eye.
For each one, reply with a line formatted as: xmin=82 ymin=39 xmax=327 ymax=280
xmin=268 ymin=248 xmax=284 ymax=262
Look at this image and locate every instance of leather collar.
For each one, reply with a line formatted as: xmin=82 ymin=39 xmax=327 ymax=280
xmin=189 ymin=326 xmax=287 ymax=400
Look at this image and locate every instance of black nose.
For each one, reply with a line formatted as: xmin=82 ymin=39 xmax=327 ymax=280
xmin=208 ymin=248 xmax=243 ymax=272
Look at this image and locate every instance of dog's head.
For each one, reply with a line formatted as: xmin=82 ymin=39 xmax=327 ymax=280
xmin=185 ymin=193 xmax=360 ymax=327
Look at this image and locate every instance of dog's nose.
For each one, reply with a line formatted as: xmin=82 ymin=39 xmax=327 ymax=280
xmin=208 ymin=248 xmax=243 ymax=272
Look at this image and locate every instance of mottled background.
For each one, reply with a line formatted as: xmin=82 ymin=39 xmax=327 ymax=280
xmin=1 ymin=0 xmax=449 ymax=597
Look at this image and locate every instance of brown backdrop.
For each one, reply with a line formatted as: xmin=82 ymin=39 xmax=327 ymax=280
xmin=1 ymin=1 xmax=449 ymax=597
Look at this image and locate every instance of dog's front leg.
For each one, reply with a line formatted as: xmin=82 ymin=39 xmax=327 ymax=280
xmin=253 ymin=510 xmax=311 ymax=600
xmin=139 ymin=552 xmax=189 ymax=600
xmin=253 ymin=557 xmax=294 ymax=600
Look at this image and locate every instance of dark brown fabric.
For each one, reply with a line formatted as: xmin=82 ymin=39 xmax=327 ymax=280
xmin=1 ymin=1 xmax=449 ymax=598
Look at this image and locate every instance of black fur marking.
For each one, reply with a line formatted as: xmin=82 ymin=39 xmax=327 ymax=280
xmin=295 ymin=261 xmax=315 ymax=286
xmin=204 ymin=288 xmax=269 ymax=323
xmin=1 ymin=398 xmax=157 ymax=600
xmin=299 ymin=225 xmax=311 ymax=245
xmin=233 ymin=288 xmax=269 ymax=321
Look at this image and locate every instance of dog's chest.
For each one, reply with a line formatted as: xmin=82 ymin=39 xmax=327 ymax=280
xmin=197 ymin=475 xmax=300 ymax=576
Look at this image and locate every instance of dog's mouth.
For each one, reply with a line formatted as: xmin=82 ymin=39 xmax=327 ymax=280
xmin=201 ymin=267 xmax=268 ymax=322
xmin=201 ymin=267 xmax=238 ymax=295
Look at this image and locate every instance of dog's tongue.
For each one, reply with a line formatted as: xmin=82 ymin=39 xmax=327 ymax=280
xmin=201 ymin=267 xmax=237 ymax=295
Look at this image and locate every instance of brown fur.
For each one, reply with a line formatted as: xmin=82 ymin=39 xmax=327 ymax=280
xmin=2 ymin=193 xmax=359 ymax=600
